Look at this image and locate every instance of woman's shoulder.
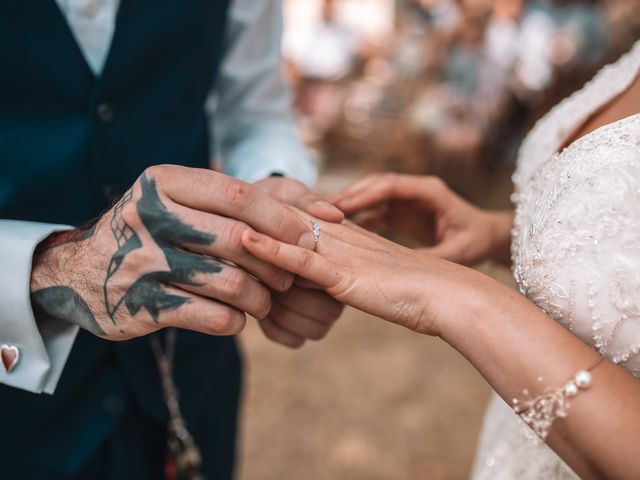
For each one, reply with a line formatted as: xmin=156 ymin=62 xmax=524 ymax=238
xmin=513 ymin=40 xmax=640 ymax=194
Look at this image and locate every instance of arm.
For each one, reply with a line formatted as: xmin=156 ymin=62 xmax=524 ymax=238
xmin=210 ymin=0 xmax=316 ymax=186
xmin=443 ymin=278 xmax=639 ymax=480
xmin=332 ymin=174 xmax=514 ymax=266
xmin=0 ymin=221 xmax=78 ymax=393
xmin=10 ymin=166 xmax=321 ymax=396
xmin=241 ymin=216 xmax=640 ymax=479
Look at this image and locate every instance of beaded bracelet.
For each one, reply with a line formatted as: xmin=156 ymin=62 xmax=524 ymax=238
xmin=512 ymin=356 xmax=605 ymax=440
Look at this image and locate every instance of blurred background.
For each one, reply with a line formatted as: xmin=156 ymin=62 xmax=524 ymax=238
xmin=237 ymin=1 xmax=640 ymax=478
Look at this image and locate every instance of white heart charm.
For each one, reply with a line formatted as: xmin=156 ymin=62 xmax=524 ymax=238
xmin=1 ymin=345 xmax=20 ymax=373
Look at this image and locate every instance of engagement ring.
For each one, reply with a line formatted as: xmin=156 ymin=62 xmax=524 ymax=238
xmin=311 ymin=220 xmax=320 ymax=247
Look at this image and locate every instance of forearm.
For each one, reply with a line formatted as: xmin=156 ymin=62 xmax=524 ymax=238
xmin=440 ymin=279 xmax=640 ymax=479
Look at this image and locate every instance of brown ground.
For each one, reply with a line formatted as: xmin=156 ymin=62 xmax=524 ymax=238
xmin=236 ymin=165 xmax=515 ymax=480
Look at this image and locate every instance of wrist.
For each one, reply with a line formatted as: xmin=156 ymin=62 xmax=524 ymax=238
xmin=485 ymin=210 xmax=514 ymax=266
xmin=410 ymin=257 xmax=505 ymax=338
xmin=30 ymin=231 xmax=74 ymax=292
xmin=437 ymin=272 xmax=528 ymax=350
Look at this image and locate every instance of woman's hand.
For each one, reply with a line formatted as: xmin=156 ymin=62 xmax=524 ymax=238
xmin=331 ymin=173 xmax=514 ymax=266
xmin=241 ymin=215 xmax=495 ymax=337
xmin=242 ymin=213 xmax=640 ymax=480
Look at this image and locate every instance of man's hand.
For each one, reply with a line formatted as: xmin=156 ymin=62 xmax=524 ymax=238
xmin=30 ymin=165 xmax=317 ymax=341
xmin=255 ymin=176 xmax=344 ymax=224
xmin=254 ymin=176 xmax=345 ymax=348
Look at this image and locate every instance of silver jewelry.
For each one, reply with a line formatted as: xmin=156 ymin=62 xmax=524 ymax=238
xmin=512 ymin=356 xmax=604 ymax=440
xmin=311 ymin=220 xmax=320 ymax=245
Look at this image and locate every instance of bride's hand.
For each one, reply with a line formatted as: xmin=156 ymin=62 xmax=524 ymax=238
xmin=331 ymin=173 xmax=514 ymax=266
xmin=241 ymin=215 xmax=497 ymax=337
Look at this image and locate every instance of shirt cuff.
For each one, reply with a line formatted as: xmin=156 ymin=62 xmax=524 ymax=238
xmin=0 ymin=220 xmax=78 ymax=394
xmin=221 ymin=124 xmax=318 ymax=187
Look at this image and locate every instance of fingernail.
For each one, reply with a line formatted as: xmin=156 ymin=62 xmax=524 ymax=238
xmin=280 ymin=273 xmax=295 ymax=292
xmin=313 ymin=200 xmax=344 ymax=218
xmin=314 ymin=200 xmax=340 ymax=211
xmin=297 ymin=232 xmax=315 ymax=249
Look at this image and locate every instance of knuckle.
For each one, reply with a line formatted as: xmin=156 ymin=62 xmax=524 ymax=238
xmin=210 ymin=308 xmax=245 ymax=335
xmin=267 ymin=237 xmax=282 ymax=257
xmin=118 ymin=200 xmax=140 ymax=227
xmin=299 ymin=250 xmax=316 ymax=271
xmin=224 ymin=180 xmax=254 ymax=208
xmin=269 ymin=212 xmax=289 ymax=239
xmin=220 ymin=271 xmax=247 ymax=300
xmin=225 ymin=222 xmax=248 ymax=254
xmin=208 ymin=309 xmax=232 ymax=334
xmin=143 ymin=164 xmax=170 ymax=182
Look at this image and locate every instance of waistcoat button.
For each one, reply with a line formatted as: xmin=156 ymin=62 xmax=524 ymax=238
xmin=96 ymin=102 xmax=115 ymax=123
xmin=102 ymin=395 xmax=125 ymax=416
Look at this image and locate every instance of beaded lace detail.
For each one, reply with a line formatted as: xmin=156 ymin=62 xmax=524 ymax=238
xmin=471 ymin=40 xmax=640 ymax=480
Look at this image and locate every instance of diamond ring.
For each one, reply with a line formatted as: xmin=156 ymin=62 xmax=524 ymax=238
xmin=310 ymin=220 xmax=320 ymax=247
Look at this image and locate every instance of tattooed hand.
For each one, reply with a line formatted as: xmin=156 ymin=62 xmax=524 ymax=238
xmin=253 ymin=176 xmax=345 ymax=348
xmin=30 ymin=165 xmax=319 ymax=341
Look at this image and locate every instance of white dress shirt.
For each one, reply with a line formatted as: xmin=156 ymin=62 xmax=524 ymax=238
xmin=0 ymin=0 xmax=314 ymax=394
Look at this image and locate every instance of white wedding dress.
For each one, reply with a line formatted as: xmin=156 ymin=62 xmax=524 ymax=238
xmin=471 ymin=40 xmax=640 ymax=479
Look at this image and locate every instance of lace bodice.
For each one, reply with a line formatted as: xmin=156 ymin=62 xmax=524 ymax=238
xmin=472 ymin=40 xmax=640 ymax=479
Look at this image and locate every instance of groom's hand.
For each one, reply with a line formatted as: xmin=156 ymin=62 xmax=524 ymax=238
xmin=255 ymin=176 xmax=344 ymax=223
xmin=254 ymin=176 xmax=345 ymax=347
xmin=30 ymin=165 xmax=317 ymax=341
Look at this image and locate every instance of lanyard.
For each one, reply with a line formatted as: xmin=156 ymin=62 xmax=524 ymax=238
xmin=150 ymin=329 xmax=208 ymax=480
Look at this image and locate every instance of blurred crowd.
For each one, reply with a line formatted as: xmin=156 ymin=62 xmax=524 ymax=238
xmin=284 ymin=0 xmax=640 ymax=188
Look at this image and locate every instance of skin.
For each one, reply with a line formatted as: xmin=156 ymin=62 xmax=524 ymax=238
xmin=332 ymin=173 xmax=514 ymax=267
xmin=239 ymin=74 xmax=640 ymax=478
xmin=254 ymin=176 xmax=345 ymax=347
xmin=241 ymin=214 xmax=640 ymax=480
xmin=30 ymin=165 xmax=343 ymax=344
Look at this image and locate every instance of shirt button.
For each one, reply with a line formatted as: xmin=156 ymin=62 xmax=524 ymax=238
xmin=1 ymin=344 xmax=20 ymax=373
xmin=80 ymin=0 xmax=100 ymax=17
xmin=103 ymin=395 xmax=125 ymax=416
xmin=96 ymin=102 xmax=115 ymax=123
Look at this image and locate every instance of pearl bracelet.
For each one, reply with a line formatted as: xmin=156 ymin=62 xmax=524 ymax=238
xmin=512 ymin=357 xmax=604 ymax=440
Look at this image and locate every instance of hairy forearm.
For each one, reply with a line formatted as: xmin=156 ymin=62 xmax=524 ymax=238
xmin=440 ymin=279 xmax=640 ymax=479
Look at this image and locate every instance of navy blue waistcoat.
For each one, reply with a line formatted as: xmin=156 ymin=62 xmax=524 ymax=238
xmin=0 ymin=2 xmax=244 ymax=478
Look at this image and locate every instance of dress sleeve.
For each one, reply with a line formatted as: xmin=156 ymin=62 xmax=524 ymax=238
xmin=513 ymin=132 xmax=640 ymax=376
xmin=0 ymin=220 xmax=79 ymax=393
